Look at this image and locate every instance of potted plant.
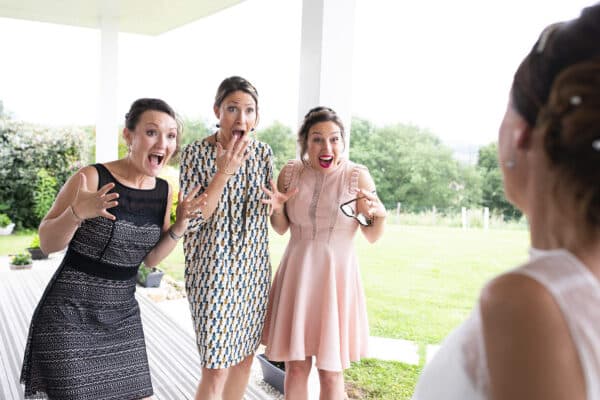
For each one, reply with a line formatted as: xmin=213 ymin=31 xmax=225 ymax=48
xmin=256 ymin=353 xmax=285 ymax=394
xmin=27 ymin=233 xmax=48 ymax=260
xmin=10 ymin=252 xmax=33 ymax=270
xmin=0 ymin=213 xmax=15 ymax=235
xmin=137 ymin=262 xmax=164 ymax=288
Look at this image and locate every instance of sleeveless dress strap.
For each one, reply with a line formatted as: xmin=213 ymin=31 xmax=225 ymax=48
xmin=283 ymin=159 xmax=303 ymax=193
xmin=93 ymin=163 xmax=113 ymax=187
xmin=348 ymin=162 xmax=368 ymax=196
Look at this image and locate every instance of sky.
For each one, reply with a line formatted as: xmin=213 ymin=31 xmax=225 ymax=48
xmin=0 ymin=0 xmax=594 ymax=150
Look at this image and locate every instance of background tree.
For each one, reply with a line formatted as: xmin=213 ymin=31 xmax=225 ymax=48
xmin=257 ymin=121 xmax=296 ymax=176
xmin=350 ymin=119 xmax=477 ymax=212
xmin=477 ymin=142 xmax=521 ymax=220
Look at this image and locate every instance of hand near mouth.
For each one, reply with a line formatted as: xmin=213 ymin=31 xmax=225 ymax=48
xmin=215 ymin=134 xmax=250 ymax=176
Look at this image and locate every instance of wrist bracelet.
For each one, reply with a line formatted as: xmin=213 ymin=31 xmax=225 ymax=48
xmin=168 ymin=227 xmax=184 ymax=241
xmin=69 ymin=205 xmax=83 ymax=224
xmin=218 ymin=168 xmax=235 ymax=176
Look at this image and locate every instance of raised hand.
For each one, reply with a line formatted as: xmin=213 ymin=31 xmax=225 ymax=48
xmin=357 ymin=188 xmax=387 ymax=219
xmin=261 ymin=179 xmax=299 ymax=216
xmin=70 ymin=173 xmax=120 ymax=221
xmin=215 ymin=135 xmax=250 ymax=175
xmin=175 ymin=185 xmax=208 ymax=223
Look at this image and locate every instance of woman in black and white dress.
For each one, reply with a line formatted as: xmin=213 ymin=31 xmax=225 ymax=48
xmin=21 ymin=98 xmax=205 ymax=400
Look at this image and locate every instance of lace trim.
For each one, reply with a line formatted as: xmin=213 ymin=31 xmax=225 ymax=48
xmin=283 ymin=159 xmax=302 ymax=192
xmin=349 ymin=163 xmax=368 ymax=195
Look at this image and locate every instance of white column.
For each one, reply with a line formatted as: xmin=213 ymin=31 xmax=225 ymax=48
xmin=96 ymin=2 xmax=119 ymax=163
xmin=298 ymin=0 xmax=356 ymax=155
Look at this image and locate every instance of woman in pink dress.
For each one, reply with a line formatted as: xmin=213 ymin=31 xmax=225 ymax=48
xmin=261 ymin=106 xmax=387 ymax=399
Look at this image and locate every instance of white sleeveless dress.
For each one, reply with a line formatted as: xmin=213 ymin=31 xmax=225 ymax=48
xmin=413 ymin=248 xmax=600 ymax=400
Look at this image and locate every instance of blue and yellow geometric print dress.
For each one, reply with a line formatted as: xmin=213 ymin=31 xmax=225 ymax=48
xmin=180 ymin=137 xmax=273 ymax=369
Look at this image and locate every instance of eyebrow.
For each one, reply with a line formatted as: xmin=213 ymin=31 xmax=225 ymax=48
xmin=226 ymin=101 xmax=255 ymax=107
xmin=310 ymin=130 xmax=341 ymax=135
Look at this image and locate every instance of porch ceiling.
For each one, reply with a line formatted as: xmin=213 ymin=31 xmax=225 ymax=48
xmin=0 ymin=0 xmax=246 ymax=35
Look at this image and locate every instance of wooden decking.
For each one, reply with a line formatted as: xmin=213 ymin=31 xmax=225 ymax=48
xmin=0 ymin=255 xmax=275 ymax=400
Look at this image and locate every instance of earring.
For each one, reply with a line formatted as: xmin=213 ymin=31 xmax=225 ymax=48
xmin=504 ymin=160 xmax=516 ymax=169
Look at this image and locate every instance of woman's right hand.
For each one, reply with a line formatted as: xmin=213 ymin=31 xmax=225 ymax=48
xmin=71 ymin=173 xmax=119 ymax=221
xmin=215 ymin=134 xmax=250 ymax=175
xmin=261 ymin=179 xmax=299 ymax=216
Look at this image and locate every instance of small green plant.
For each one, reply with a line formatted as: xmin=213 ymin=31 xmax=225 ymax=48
xmin=11 ymin=252 xmax=32 ymax=265
xmin=0 ymin=213 xmax=12 ymax=228
xmin=29 ymin=233 xmax=41 ymax=249
xmin=138 ymin=262 xmax=152 ymax=283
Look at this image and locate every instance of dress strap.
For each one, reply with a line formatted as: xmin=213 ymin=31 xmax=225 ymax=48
xmin=348 ymin=162 xmax=368 ymax=195
xmin=282 ymin=159 xmax=303 ymax=193
xmin=93 ymin=163 xmax=113 ymax=188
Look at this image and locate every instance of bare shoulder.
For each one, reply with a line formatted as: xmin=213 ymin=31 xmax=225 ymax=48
xmin=480 ymin=272 xmax=556 ymax=316
xmin=480 ymin=272 xmax=585 ymax=400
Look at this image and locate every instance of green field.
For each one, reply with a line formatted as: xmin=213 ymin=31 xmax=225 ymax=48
xmin=0 ymin=223 xmax=529 ymax=399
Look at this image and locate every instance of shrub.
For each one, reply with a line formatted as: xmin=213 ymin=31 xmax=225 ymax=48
xmin=0 ymin=213 xmax=11 ymax=227
xmin=33 ymin=169 xmax=57 ymax=220
xmin=0 ymin=120 xmax=88 ymax=228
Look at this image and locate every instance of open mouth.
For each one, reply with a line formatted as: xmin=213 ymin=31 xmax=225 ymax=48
xmin=319 ymin=155 xmax=334 ymax=168
xmin=148 ymin=153 xmax=164 ymax=167
xmin=232 ymin=129 xmax=246 ymax=139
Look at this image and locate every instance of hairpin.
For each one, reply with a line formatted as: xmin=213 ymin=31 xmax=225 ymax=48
xmin=570 ymin=95 xmax=582 ymax=106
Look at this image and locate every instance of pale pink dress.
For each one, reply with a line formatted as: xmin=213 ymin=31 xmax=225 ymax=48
xmin=263 ymin=159 xmax=370 ymax=371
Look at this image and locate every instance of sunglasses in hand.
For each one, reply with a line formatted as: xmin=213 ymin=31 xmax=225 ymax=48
xmin=339 ymin=193 xmax=376 ymax=226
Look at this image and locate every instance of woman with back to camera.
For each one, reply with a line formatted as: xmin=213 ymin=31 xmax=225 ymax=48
xmin=261 ymin=106 xmax=387 ymax=399
xmin=20 ymin=98 xmax=206 ymax=399
xmin=413 ymin=3 xmax=600 ymax=400
xmin=179 ymin=76 xmax=274 ymax=400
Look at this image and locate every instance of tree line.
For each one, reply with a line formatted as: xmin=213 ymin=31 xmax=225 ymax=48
xmin=0 ymin=102 xmax=520 ymax=228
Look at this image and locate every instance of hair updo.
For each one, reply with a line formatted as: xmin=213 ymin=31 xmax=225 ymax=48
xmin=511 ymin=3 xmax=600 ymax=226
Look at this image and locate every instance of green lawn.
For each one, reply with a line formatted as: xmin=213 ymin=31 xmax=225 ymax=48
xmin=0 ymin=223 xmax=529 ymax=399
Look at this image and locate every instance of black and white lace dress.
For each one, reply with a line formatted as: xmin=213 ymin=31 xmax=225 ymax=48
xmin=21 ymin=163 xmax=168 ymax=400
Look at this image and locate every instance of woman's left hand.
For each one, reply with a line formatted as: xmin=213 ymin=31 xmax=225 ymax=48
xmin=175 ymin=185 xmax=208 ymax=225
xmin=358 ymin=188 xmax=387 ymax=220
xmin=261 ymin=179 xmax=299 ymax=216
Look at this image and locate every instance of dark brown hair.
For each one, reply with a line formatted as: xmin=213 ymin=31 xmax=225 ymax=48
xmin=214 ymin=76 xmax=259 ymax=110
xmin=125 ymin=98 xmax=182 ymax=155
xmin=511 ymin=3 xmax=600 ymax=227
xmin=297 ymin=106 xmax=345 ymax=163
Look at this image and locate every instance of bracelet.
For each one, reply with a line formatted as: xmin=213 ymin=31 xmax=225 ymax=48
xmin=69 ymin=205 xmax=83 ymax=224
xmin=218 ymin=168 xmax=235 ymax=176
xmin=168 ymin=227 xmax=184 ymax=241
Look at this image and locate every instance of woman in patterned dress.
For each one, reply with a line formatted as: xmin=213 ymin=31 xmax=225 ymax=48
xmin=179 ymin=76 xmax=273 ymax=400
xmin=261 ymin=107 xmax=387 ymax=399
xmin=21 ymin=98 xmax=206 ymax=400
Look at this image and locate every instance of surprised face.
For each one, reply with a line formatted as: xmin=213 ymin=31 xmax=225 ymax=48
xmin=125 ymin=110 xmax=178 ymax=177
xmin=306 ymin=121 xmax=344 ymax=173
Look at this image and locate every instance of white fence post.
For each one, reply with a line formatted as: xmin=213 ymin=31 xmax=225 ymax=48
xmin=483 ymin=207 xmax=489 ymax=230
xmin=462 ymin=207 xmax=467 ymax=229
xmin=396 ymin=202 xmax=401 ymax=224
